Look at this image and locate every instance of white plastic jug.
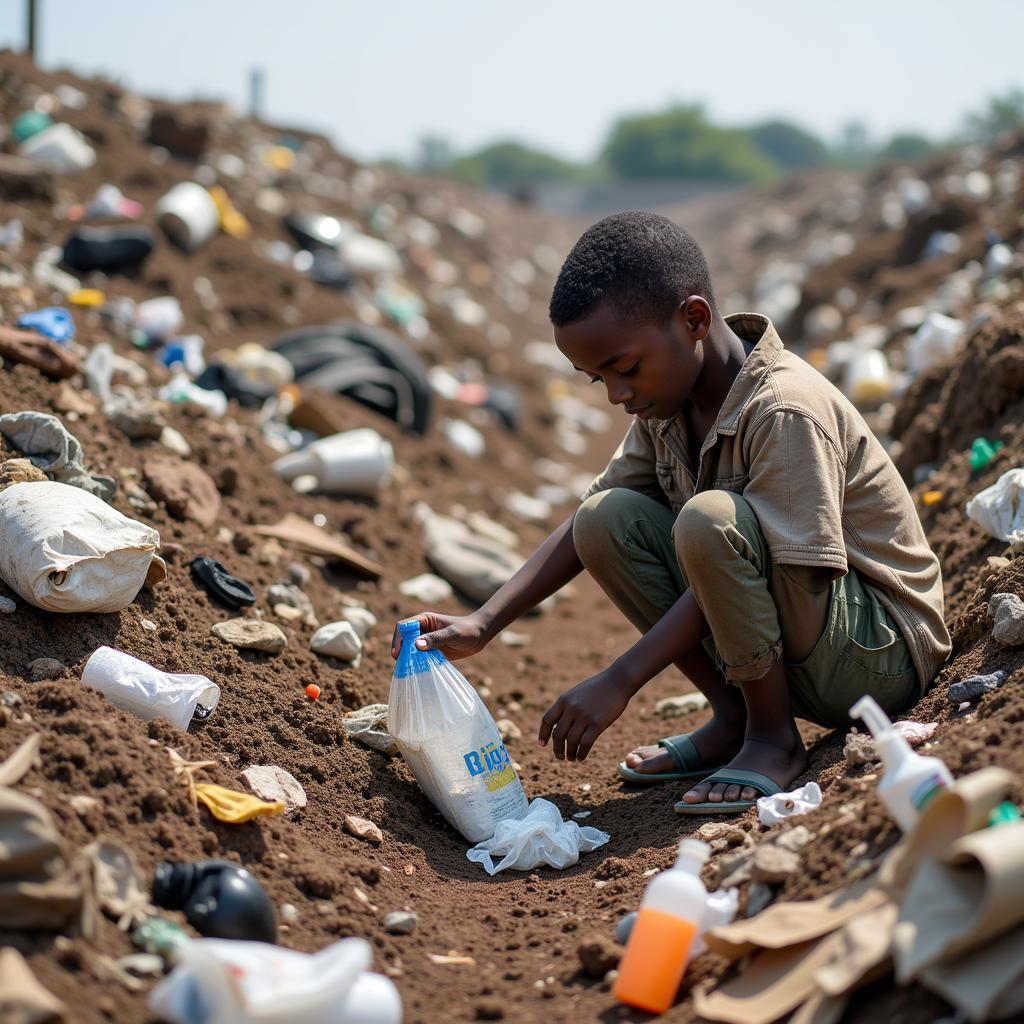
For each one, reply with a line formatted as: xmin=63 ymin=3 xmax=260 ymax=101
xmin=388 ymin=620 xmax=529 ymax=842
xmin=272 ymin=428 xmax=393 ymax=497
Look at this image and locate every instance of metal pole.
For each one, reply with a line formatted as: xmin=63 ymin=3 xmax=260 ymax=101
xmin=26 ymin=0 xmax=38 ymax=59
xmin=249 ymin=67 xmax=264 ymax=120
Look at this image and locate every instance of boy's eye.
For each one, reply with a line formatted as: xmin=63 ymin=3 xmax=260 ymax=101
xmin=621 ymin=362 xmax=640 ymax=377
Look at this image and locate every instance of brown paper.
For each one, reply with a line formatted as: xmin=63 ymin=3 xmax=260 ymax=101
xmin=789 ymin=991 xmax=848 ymax=1024
xmin=251 ymin=513 xmax=383 ymax=577
xmin=0 ymin=735 xmax=41 ymax=787
xmin=0 ymin=947 xmax=67 ymax=1023
xmin=813 ymin=900 xmax=897 ymax=996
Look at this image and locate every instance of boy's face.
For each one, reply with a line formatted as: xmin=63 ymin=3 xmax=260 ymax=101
xmin=554 ymin=299 xmax=706 ymax=422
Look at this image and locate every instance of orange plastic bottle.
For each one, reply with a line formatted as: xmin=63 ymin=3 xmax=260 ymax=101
xmin=612 ymin=839 xmax=710 ymax=1014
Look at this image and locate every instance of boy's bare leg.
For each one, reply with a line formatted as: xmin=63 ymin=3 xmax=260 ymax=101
xmin=623 ymin=644 xmax=746 ymax=773
xmin=677 ymin=658 xmax=807 ymax=804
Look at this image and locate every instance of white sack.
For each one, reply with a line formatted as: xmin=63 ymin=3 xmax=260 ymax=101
xmin=965 ymin=468 xmax=1024 ymax=545
xmin=757 ymin=781 xmax=823 ymax=827
xmin=0 ymin=481 xmax=163 ymax=612
xmin=466 ymin=798 xmax=610 ymax=875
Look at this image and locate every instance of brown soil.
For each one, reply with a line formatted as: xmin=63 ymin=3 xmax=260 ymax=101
xmin=1 ymin=52 xmax=1024 ymax=1024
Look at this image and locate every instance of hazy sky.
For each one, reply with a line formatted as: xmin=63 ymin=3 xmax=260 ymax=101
xmin=2 ymin=1 xmax=1022 ymax=163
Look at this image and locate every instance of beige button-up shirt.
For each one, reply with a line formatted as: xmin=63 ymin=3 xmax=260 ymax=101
xmin=581 ymin=312 xmax=951 ymax=690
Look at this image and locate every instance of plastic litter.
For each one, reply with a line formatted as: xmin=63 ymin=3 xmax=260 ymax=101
xmin=194 ymin=785 xmax=285 ymax=824
xmin=905 ymin=312 xmax=964 ymax=376
xmin=0 ymin=482 xmax=163 ymax=612
xmin=190 ymin=557 xmax=257 ymax=610
xmin=273 ymin=428 xmax=393 ymax=497
xmin=466 ymin=798 xmax=609 ymax=874
xmin=153 ymin=861 xmax=277 ymax=943
xmin=967 ymin=436 xmax=1003 ymax=472
xmin=82 ymin=647 xmax=219 ymax=731
xmin=135 ymin=296 xmax=184 ymax=341
xmin=11 ymin=110 xmax=53 ymax=143
xmin=20 ymin=122 xmax=95 ymax=173
xmin=16 ymin=306 xmax=74 ymax=344
xmin=389 ymin=619 xmax=529 ymax=842
xmin=69 ymin=183 xmax=143 ymax=222
xmin=965 ymin=468 xmax=1024 ymax=543
xmin=62 ymin=225 xmax=154 ymax=271
xmin=341 ymin=704 xmax=398 ymax=756
xmin=156 ymin=182 xmax=220 ymax=252
xmin=756 ymin=781 xmax=823 ymax=826
xmin=148 ymin=936 xmax=401 ymax=1024
xmin=159 ymin=374 xmax=228 ymax=417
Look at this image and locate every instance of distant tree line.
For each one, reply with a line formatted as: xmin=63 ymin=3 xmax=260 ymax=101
xmin=383 ymin=89 xmax=1024 ymax=189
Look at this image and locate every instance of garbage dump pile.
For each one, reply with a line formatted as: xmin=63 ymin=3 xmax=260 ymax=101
xmin=0 ymin=49 xmax=1023 ymax=1024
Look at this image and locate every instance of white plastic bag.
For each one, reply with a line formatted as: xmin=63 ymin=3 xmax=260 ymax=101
xmin=148 ymin=936 xmax=401 ymax=1024
xmin=81 ymin=647 xmax=219 ymax=731
xmin=756 ymin=781 xmax=823 ymax=826
xmin=905 ymin=312 xmax=964 ymax=376
xmin=965 ymin=468 xmax=1024 ymax=545
xmin=0 ymin=481 xmax=164 ymax=612
xmin=388 ymin=620 xmax=529 ymax=842
xmin=466 ymin=798 xmax=609 ymax=875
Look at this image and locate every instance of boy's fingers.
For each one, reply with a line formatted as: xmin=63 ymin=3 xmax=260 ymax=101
xmin=564 ymin=721 xmax=587 ymax=762
xmin=390 ymin=626 xmax=401 ymax=659
xmin=538 ymin=701 xmax=562 ymax=746
xmin=551 ymin=715 xmax=574 ymax=761
xmin=576 ymin=726 xmax=600 ymax=762
xmin=418 ymin=625 xmax=456 ymax=650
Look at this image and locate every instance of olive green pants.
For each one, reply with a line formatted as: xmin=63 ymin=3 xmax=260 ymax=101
xmin=572 ymin=487 xmax=919 ymax=728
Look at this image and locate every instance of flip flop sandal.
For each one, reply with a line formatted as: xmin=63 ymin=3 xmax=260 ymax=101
xmin=674 ymin=768 xmax=783 ymax=816
xmin=617 ymin=733 xmax=725 ymax=785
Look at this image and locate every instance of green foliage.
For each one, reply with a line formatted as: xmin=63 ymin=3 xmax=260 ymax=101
xmin=878 ymin=133 xmax=936 ymax=163
xmin=446 ymin=140 xmax=590 ymax=187
xmin=746 ymin=119 xmax=830 ymax=171
xmin=961 ymin=88 xmax=1024 ymax=143
xmin=600 ymin=104 xmax=778 ymax=184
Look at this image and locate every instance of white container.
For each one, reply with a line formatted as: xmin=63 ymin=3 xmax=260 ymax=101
xmin=843 ymin=349 xmax=893 ymax=404
xmin=906 ymin=312 xmax=964 ymax=376
xmin=155 ymin=182 xmax=219 ymax=252
xmin=136 ymin=295 xmax=184 ymax=340
xmin=850 ymin=695 xmax=953 ymax=832
xmin=148 ymin=936 xmax=401 ymax=1024
xmin=272 ymin=428 xmax=393 ymax=497
xmin=388 ymin=619 xmax=529 ymax=842
xmin=82 ymin=646 xmax=219 ymax=731
xmin=20 ymin=122 xmax=96 ymax=173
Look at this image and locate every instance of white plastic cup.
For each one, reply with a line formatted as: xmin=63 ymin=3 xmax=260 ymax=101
xmin=81 ymin=646 xmax=220 ymax=731
xmin=155 ymin=182 xmax=219 ymax=252
xmin=273 ymin=428 xmax=393 ymax=496
xmin=342 ymin=971 xmax=403 ymax=1024
xmin=20 ymin=122 xmax=96 ymax=173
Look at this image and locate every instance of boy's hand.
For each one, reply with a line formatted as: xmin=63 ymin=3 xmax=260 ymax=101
xmin=390 ymin=612 xmax=492 ymax=662
xmin=538 ymin=669 xmax=632 ymax=762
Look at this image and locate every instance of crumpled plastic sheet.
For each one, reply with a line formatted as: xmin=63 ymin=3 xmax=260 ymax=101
xmin=966 ymin=468 xmax=1024 ymax=545
xmin=466 ymin=798 xmax=609 ymax=875
xmin=757 ymin=781 xmax=823 ymax=827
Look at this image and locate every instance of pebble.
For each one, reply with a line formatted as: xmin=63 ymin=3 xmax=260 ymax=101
xmin=947 ymin=670 xmax=1007 ymax=703
xmin=159 ymin=425 xmax=191 ymax=457
xmin=287 ymin=562 xmax=311 ymax=587
xmin=697 ymin=821 xmax=747 ymax=845
xmin=716 ymin=848 xmax=754 ymax=888
xmin=654 ymin=692 xmax=710 ymax=716
xmin=750 ymin=844 xmax=800 ymax=885
xmin=140 ymin=618 xmax=157 ymax=631
xmin=576 ymin=934 xmax=621 ymax=977
xmin=383 ymin=910 xmax=418 ymax=935
xmin=268 ymin=583 xmax=317 ymax=626
xmin=310 ymin=621 xmax=362 ymax=662
xmin=0 ymin=596 xmax=15 ymax=614
xmin=745 ymin=882 xmax=776 ymax=917
xmin=242 ymin=765 xmax=307 ymax=817
xmin=775 ymin=825 xmax=814 ymax=852
xmin=615 ymin=911 xmax=637 ymax=945
xmin=273 ymin=603 xmax=303 ymax=622
xmin=341 ymin=605 xmax=377 ymax=640
xmin=29 ymin=657 xmax=64 ymax=681
xmin=211 ymin=618 xmax=287 ymax=654
xmin=280 ymin=903 xmax=299 ymax=923
xmin=344 ymin=814 xmax=383 ymax=845
xmin=989 ymin=592 xmax=1024 ymax=645
xmin=2 ymin=692 xmax=23 ymax=707
xmin=398 ymin=573 xmax=453 ymax=604
xmin=495 ymin=718 xmax=522 ymax=741
xmin=499 ymin=631 xmax=530 ymax=648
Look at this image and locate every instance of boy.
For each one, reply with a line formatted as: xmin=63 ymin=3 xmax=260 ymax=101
xmin=391 ymin=212 xmax=950 ymax=815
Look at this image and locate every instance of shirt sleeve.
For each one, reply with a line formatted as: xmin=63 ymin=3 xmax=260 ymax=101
xmin=579 ymin=420 xmax=664 ymax=505
xmin=741 ymin=410 xmax=848 ymax=575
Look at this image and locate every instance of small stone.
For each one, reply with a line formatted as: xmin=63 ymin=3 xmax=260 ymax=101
xmin=287 ymin=562 xmax=311 ymax=587
xmin=280 ymin=903 xmax=299 ymax=923
xmin=70 ymin=794 xmax=100 ymax=815
xmin=267 ymin=583 xmax=317 ymax=626
xmin=273 ymin=603 xmax=303 ymax=622
xmin=775 ymin=825 xmax=813 ymax=852
xmin=310 ymin=621 xmax=362 ymax=662
xmin=341 ymin=605 xmax=377 ymax=640
xmin=345 ymin=815 xmax=383 ymax=845
xmin=159 ymin=426 xmax=191 ymax=457
xmin=398 ymin=573 xmax=453 ymax=603
xmin=615 ymin=912 xmax=637 ymax=945
xmin=985 ymin=555 xmax=1011 ymax=579
xmin=572 ymin=810 xmax=591 ymax=820
xmin=474 ymin=997 xmax=505 ymax=1020
xmin=496 ymin=718 xmax=522 ymax=741
xmin=383 ymin=910 xmax=417 ymax=935
xmin=750 ymin=844 xmax=800 ymax=885
xmin=989 ymin=592 xmax=1024 ymax=645
xmin=844 ymin=730 xmax=878 ymax=766
xmin=716 ymin=848 xmax=754 ymax=888
xmin=212 ymin=618 xmax=287 ymax=654
xmin=0 ymin=458 xmax=48 ymax=490
xmin=654 ymin=692 xmax=710 ymax=716
xmin=2 ymin=692 xmax=23 ymax=707
xmin=29 ymin=657 xmax=64 ymax=681
xmin=242 ymin=764 xmax=307 ymax=817
xmin=140 ymin=618 xmax=157 ymax=631
xmin=499 ymin=631 xmax=530 ymax=648
xmin=0 ymin=596 xmax=15 ymax=613
xmin=948 ymin=670 xmax=1007 ymax=703
xmin=576 ymin=934 xmax=621 ymax=977
xmin=746 ymin=882 xmax=776 ymax=917
xmin=142 ymin=789 xmax=168 ymax=813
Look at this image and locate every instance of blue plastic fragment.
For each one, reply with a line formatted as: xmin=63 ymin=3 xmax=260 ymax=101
xmin=16 ymin=306 xmax=75 ymax=343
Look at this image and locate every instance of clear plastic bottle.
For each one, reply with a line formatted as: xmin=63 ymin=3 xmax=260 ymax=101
xmin=388 ymin=619 xmax=528 ymax=842
xmin=613 ymin=839 xmax=710 ymax=1013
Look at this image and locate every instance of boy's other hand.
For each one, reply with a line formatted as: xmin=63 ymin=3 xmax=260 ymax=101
xmin=538 ymin=669 xmax=632 ymax=762
xmin=390 ymin=612 xmax=491 ymax=662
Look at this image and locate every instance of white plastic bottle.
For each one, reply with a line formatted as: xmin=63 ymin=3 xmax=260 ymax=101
xmin=613 ymin=839 xmax=710 ymax=1014
xmin=388 ymin=620 xmax=529 ymax=842
xmin=849 ymin=695 xmax=953 ymax=831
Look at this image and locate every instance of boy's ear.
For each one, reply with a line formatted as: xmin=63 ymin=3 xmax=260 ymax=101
xmin=679 ymin=296 xmax=713 ymax=341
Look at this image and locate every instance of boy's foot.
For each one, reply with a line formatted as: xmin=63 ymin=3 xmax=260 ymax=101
xmin=622 ymin=714 xmax=745 ymax=776
xmin=678 ymin=733 xmax=807 ymax=805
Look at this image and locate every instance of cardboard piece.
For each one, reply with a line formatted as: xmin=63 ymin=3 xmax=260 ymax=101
xmin=250 ymin=513 xmax=383 ymax=578
xmin=0 ymin=947 xmax=68 ymax=1022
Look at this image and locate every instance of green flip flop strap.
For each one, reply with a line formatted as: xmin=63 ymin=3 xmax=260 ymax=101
xmin=700 ymin=768 xmax=783 ymax=797
xmin=658 ymin=734 xmax=699 ymax=774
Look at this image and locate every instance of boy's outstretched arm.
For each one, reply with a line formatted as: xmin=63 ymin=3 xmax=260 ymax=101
xmin=391 ymin=515 xmax=584 ymax=659
xmin=538 ymin=588 xmax=707 ymax=761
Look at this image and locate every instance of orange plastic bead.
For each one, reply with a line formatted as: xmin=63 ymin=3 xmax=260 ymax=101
xmin=922 ymin=490 xmax=943 ymax=507
xmin=306 ymin=683 xmax=321 ymax=701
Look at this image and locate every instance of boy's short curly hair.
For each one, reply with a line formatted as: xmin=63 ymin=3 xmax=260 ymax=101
xmin=548 ymin=211 xmax=717 ymax=328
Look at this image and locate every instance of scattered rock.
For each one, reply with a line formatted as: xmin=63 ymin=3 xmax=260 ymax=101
xmin=159 ymin=426 xmax=191 ymax=457
xmin=984 ymin=555 xmax=1011 ymax=579
xmin=716 ymin=848 xmax=755 ymax=888
xmin=287 ymin=562 xmax=311 ymax=587
xmin=614 ymin=912 xmax=637 ymax=945
xmin=499 ymin=630 xmax=530 ymax=647
xmin=474 ymin=998 xmax=505 ymax=1021
xmin=750 ymin=844 xmax=800 ymax=885
xmin=496 ymin=718 xmax=522 ymax=741
xmin=576 ymin=934 xmax=620 ymax=977
xmin=242 ymin=765 xmax=307 ymax=817
xmin=341 ymin=605 xmax=377 ymax=640
xmin=383 ymin=910 xmax=417 ymax=935
xmin=697 ymin=821 xmax=747 ymax=845
xmin=989 ymin=592 xmax=1024 ymax=645
xmin=1 ymin=692 xmax=23 ymax=707
xmin=0 ymin=326 xmax=79 ymax=380
xmin=398 ymin=573 xmax=453 ymax=604
xmin=775 ymin=825 xmax=814 ymax=852
xmin=344 ymin=815 xmax=383 ymax=845
xmin=654 ymin=692 xmax=710 ymax=716
xmin=106 ymin=397 xmax=165 ymax=440
xmin=0 ymin=457 xmax=48 ymax=490
xmin=29 ymin=657 xmax=64 ymax=681
xmin=310 ymin=621 xmax=362 ymax=662
xmin=267 ymin=583 xmax=317 ymax=626
xmin=948 ymin=670 xmax=1008 ymax=703
xmin=140 ymin=618 xmax=157 ymax=631
xmin=280 ymin=903 xmax=299 ymax=923
xmin=273 ymin=604 xmax=303 ymax=622
xmin=745 ymin=882 xmax=776 ymax=917
xmin=0 ymin=596 xmax=15 ymax=614
xmin=143 ymin=457 xmax=221 ymax=528
xmin=212 ymin=618 xmax=287 ymax=654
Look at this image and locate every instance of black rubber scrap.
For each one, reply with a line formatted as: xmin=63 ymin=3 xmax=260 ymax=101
xmin=189 ymin=556 xmax=256 ymax=609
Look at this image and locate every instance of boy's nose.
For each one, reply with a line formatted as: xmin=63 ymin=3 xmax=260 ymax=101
xmin=607 ymin=382 xmax=634 ymax=406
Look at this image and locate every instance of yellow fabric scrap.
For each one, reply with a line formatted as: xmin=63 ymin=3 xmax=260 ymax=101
xmin=194 ymin=783 xmax=285 ymax=823
xmin=69 ymin=289 xmax=105 ymax=307
xmin=208 ymin=185 xmax=250 ymax=239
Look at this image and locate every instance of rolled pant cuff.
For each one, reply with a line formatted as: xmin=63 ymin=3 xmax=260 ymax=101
xmin=723 ymin=642 xmax=782 ymax=683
